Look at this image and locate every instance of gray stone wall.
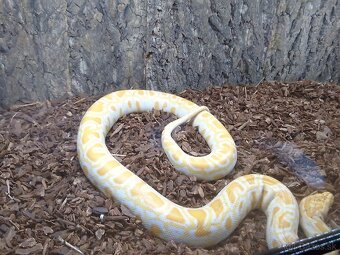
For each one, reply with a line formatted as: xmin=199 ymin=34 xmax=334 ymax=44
xmin=0 ymin=0 xmax=339 ymax=108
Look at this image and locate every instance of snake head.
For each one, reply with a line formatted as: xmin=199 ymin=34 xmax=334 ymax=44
xmin=301 ymin=192 xmax=334 ymax=219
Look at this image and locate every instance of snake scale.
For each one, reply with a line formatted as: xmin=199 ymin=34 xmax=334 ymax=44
xmin=77 ymin=90 xmax=335 ymax=250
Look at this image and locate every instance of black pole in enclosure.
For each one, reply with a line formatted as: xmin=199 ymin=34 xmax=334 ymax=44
xmin=258 ymin=228 xmax=340 ymax=255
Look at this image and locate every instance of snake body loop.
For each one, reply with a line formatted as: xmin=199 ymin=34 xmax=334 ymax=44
xmin=77 ymin=90 xmax=335 ymax=249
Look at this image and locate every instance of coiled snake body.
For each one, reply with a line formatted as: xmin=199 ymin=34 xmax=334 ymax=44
xmin=77 ymin=90 xmax=335 ymax=249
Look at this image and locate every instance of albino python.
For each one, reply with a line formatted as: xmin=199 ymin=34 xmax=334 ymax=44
xmin=77 ymin=90 xmax=335 ymax=250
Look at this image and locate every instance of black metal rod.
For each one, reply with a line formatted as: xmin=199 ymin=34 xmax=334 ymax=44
xmin=258 ymin=228 xmax=340 ymax=255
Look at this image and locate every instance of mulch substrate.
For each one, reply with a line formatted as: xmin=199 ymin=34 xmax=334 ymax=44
xmin=0 ymin=81 xmax=339 ymax=255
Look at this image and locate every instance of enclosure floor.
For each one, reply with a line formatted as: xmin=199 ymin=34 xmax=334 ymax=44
xmin=0 ymin=81 xmax=339 ymax=255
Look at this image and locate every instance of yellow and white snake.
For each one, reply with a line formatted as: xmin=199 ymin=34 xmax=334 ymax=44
xmin=77 ymin=90 xmax=335 ymax=250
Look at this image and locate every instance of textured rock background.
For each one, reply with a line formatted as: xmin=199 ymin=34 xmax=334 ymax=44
xmin=0 ymin=0 xmax=339 ymax=107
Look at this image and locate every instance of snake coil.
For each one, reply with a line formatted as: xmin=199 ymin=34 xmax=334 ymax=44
xmin=77 ymin=90 xmax=335 ymax=250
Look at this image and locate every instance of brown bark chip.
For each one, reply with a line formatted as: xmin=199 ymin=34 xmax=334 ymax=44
xmin=0 ymin=81 xmax=339 ymax=254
